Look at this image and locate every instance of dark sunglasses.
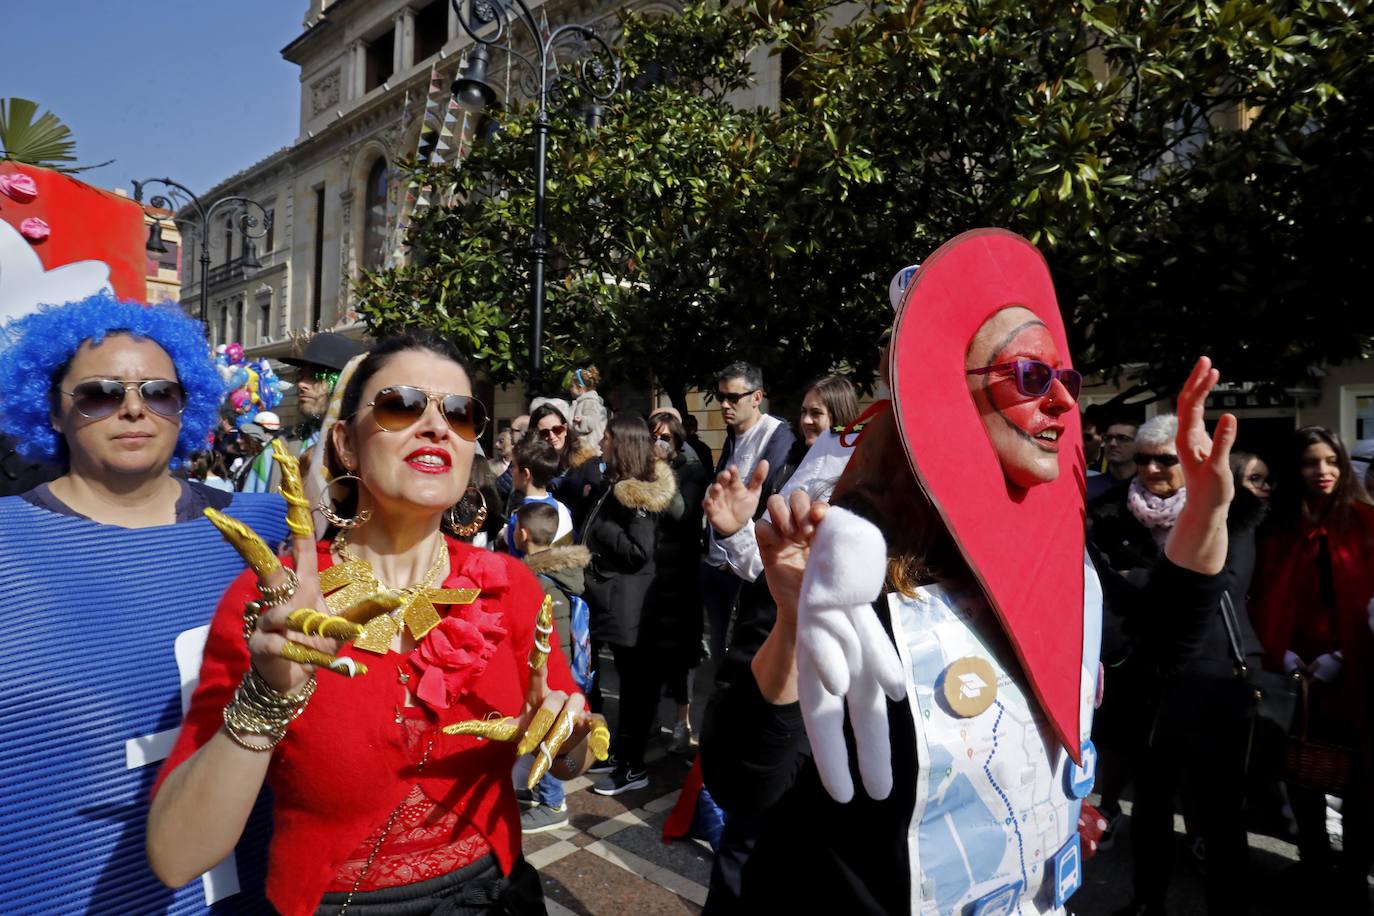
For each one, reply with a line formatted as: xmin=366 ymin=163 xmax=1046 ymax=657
xmin=965 ymin=359 xmax=1082 ymax=400
xmin=366 ymin=385 xmax=488 ymax=441
xmin=63 ymin=378 xmax=185 ymax=420
xmin=537 ymin=424 xmax=567 ymax=440
xmin=653 ymin=433 xmax=675 ymax=444
xmin=1103 ymin=433 xmax=1135 ymax=444
xmin=715 ymin=389 xmax=757 ymax=406
xmin=1134 ymin=453 xmax=1180 ymax=468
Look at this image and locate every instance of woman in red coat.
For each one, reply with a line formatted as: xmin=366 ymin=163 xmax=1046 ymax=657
xmin=148 ymin=334 xmax=605 ymax=915
xmin=1250 ymin=425 xmax=1374 ymax=913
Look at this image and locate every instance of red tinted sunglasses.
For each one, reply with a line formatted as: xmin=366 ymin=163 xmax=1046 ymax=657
xmin=965 ymin=359 xmax=1082 ymax=401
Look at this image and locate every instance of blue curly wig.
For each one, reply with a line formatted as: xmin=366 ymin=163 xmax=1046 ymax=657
xmin=0 ymin=292 xmax=220 ymax=468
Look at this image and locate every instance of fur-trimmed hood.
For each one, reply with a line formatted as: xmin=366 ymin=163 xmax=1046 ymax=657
xmin=568 ymin=443 xmax=600 ymax=470
xmin=612 ymin=458 xmax=677 ymax=513
xmin=523 ymin=544 xmax=590 ymax=596
xmin=523 ymin=544 xmax=591 ymax=576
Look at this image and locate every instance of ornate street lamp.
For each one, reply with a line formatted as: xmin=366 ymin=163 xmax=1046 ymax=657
xmin=449 ymin=0 xmax=621 ymax=397
xmin=131 ymin=177 xmax=273 ymax=325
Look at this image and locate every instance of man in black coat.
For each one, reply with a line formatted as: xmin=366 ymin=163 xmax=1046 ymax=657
xmin=695 ymin=362 xmax=797 ymax=910
xmin=700 ymin=362 xmax=796 ymax=663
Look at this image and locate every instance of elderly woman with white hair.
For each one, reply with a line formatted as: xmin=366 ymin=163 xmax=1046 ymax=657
xmin=1089 ymin=412 xmax=1269 ymax=916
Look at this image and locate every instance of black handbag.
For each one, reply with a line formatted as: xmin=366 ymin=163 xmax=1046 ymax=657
xmin=1215 ymin=592 xmax=1301 ymax=781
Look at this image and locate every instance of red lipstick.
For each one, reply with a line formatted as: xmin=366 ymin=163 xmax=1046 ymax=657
xmin=405 ymin=446 xmax=452 ymax=474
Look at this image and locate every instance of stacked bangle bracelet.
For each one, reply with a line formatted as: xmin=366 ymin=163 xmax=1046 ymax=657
xmin=222 ymin=666 xmax=316 ymax=751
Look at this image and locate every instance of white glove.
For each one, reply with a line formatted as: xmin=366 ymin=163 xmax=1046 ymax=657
xmin=1283 ymin=650 xmax=1305 ymax=675
xmin=796 ymin=506 xmax=907 ymax=803
xmin=1310 ymin=652 xmax=1344 ymax=683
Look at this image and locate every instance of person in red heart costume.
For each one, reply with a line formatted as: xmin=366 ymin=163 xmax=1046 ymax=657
xmin=699 ymin=229 xmax=1238 ymax=915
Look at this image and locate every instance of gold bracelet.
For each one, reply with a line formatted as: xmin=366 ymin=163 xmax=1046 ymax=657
xmin=221 ymin=667 xmax=316 ymax=749
xmin=257 ymin=567 xmax=300 ymax=606
xmin=221 ymin=706 xmax=279 ymax=752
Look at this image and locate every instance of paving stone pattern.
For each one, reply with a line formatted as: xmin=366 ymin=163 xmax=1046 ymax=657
xmin=526 ymin=748 xmax=709 ymax=915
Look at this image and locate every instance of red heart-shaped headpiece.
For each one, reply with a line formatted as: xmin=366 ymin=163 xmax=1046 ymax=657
xmin=890 ymin=228 xmax=1088 ymax=761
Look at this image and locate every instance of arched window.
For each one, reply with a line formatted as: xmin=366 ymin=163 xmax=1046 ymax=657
xmin=362 ymin=158 xmax=390 ymax=271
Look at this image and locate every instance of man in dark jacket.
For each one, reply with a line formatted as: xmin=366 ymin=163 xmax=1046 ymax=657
xmin=695 ymin=363 xmax=798 ymax=910
xmin=684 ymin=413 xmax=714 ymax=472
xmin=701 ymin=361 xmax=796 ymax=663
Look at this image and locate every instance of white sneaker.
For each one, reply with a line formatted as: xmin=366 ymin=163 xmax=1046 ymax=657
xmin=668 ymin=721 xmax=694 ymax=754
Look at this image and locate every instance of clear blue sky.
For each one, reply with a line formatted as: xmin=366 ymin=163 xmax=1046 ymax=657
xmin=2 ymin=1 xmax=305 ymax=197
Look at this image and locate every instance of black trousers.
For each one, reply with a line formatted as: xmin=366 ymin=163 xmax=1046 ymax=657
xmin=610 ymin=642 xmax=660 ymax=770
xmin=703 ymin=809 xmax=761 ymax=915
xmin=1131 ymin=702 xmax=1252 ymax=915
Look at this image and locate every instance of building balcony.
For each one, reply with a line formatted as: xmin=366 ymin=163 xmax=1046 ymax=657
xmin=205 ymin=255 xmax=251 ymax=290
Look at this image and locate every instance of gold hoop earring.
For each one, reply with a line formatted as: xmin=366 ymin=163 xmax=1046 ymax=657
xmin=445 ymin=486 xmax=488 ymax=538
xmin=317 ymin=474 xmax=372 ymax=530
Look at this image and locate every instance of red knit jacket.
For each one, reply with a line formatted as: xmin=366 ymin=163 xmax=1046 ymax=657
xmin=155 ymin=538 xmax=575 ymax=916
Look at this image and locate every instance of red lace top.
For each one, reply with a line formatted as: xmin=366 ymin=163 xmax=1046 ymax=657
xmin=325 ymin=709 xmax=493 ymax=893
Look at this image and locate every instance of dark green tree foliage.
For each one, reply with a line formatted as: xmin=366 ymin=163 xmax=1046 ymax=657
xmin=358 ymin=0 xmax=1374 ymax=400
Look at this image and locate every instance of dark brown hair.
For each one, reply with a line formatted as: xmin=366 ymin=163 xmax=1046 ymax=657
xmin=830 ymin=407 xmax=965 ymax=595
xmin=515 ymin=500 xmax=561 ymax=548
xmin=325 ymin=332 xmax=473 ymax=521
xmin=528 ymin=402 xmax=585 ymax=471
xmin=451 ymin=453 xmax=501 ymax=542
xmin=649 ymin=411 xmax=686 ymax=451
xmin=513 ymin=436 xmax=561 ymax=489
xmin=604 ymin=414 xmax=656 ymax=482
xmin=804 ymin=375 xmax=861 ymax=432
xmin=1270 ymin=425 xmax=1371 ymax=528
xmin=1229 ymin=450 xmax=1259 ymax=493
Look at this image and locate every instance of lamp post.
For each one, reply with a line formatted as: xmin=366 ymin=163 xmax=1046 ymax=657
xmin=131 ymin=177 xmax=271 ymax=327
xmin=449 ymin=0 xmax=620 ymax=397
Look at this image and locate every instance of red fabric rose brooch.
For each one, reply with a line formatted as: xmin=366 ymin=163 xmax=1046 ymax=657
xmin=407 ymin=546 xmax=509 ymax=710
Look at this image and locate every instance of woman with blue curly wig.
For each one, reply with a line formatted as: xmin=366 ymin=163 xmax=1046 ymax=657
xmin=0 ymin=291 xmax=289 ymax=912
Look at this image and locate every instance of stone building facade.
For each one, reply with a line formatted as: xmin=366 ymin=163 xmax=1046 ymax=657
xmin=179 ymin=0 xmax=783 ymax=450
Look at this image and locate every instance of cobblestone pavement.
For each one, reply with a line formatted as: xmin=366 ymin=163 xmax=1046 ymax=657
xmin=526 ymin=747 xmax=708 ymax=915
xmin=522 ymin=654 xmax=712 ymax=915
xmin=534 ymin=657 xmax=1369 ymax=915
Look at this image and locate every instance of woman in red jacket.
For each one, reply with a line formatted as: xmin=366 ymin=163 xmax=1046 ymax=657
xmin=1250 ymin=425 xmax=1374 ymax=913
xmin=148 ymin=333 xmax=605 ymax=915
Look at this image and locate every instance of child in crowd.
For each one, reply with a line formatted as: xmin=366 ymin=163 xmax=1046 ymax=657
xmin=504 ymin=436 xmax=574 ymax=557
xmin=514 ymin=501 xmax=592 ymax=833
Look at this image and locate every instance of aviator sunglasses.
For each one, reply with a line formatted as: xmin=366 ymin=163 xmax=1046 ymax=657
xmin=63 ymin=379 xmax=186 ymax=420
xmin=965 ymin=359 xmax=1083 ymax=401
xmin=365 ymin=385 xmax=488 ymax=441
